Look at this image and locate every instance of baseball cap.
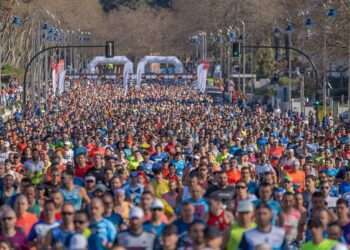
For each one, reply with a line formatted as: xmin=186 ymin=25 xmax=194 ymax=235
xmin=85 ymin=175 xmax=96 ymax=182
xmin=237 ymin=200 xmax=254 ymax=213
xmin=69 ymin=233 xmax=87 ymax=250
xmin=151 ymin=198 xmax=164 ymax=210
xmin=129 ymin=207 xmax=144 ymax=219
xmin=332 ymin=243 xmax=348 ymax=250
xmin=94 ymin=184 xmax=107 ymax=193
xmin=114 ymin=188 xmax=125 ymax=196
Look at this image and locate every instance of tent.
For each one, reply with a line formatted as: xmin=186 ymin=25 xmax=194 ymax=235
xmin=87 ymin=56 xmax=134 ymax=94
xmin=136 ymin=56 xmax=184 ymax=88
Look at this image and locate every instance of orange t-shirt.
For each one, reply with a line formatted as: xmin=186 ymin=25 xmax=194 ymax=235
xmin=269 ymin=146 xmax=284 ymax=159
xmin=16 ymin=212 xmax=38 ymax=236
xmin=226 ymin=169 xmax=241 ymax=184
xmin=288 ymin=170 xmax=305 ymax=191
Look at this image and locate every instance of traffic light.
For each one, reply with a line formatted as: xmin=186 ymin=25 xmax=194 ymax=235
xmin=105 ymin=41 xmax=114 ymax=58
xmin=232 ymin=42 xmax=240 ymax=57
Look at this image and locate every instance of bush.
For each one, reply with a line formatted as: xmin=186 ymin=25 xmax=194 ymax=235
xmin=278 ymin=76 xmax=299 ymax=86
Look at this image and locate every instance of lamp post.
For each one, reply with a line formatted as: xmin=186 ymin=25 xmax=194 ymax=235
xmin=286 ymin=22 xmax=293 ymax=111
xmin=241 ymin=21 xmax=246 ymax=95
xmin=348 ymin=33 xmax=350 ymax=114
xmin=0 ymin=20 xmax=4 ymax=89
xmin=323 ymin=7 xmax=336 ymax=117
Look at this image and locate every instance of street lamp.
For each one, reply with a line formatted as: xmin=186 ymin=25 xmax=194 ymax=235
xmin=322 ymin=6 xmax=336 ymax=117
xmin=286 ymin=22 xmax=293 ymax=111
xmin=305 ymin=17 xmax=314 ymax=41
xmin=241 ymin=21 xmax=246 ymax=95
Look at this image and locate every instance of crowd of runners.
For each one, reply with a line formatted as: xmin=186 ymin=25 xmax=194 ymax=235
xmin=0 ymin=80 xmax=347 ymax=249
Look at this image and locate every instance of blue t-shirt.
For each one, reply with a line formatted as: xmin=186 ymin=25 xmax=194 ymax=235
xmin=247 ymin=181 xmax=259 ymax=195
xmin=184 ymin=198 xmax=209 ymax=220
xmin=150 ymin=152 xmax=168 ymax=162
xmin=342 ymin=222 xmax=350 ymax=244
xmin=257 ymin=137 xmax=268 ymax=150
xmin=172 ymin=160 xmax=186 ymax=177
xmin=339 ymin=182 xmax=350 ymax=195
xmin=254 ymin=200 xmax=281 ymax=225
xmin=89 ymin=218 xmax=117 ymax=250
xmin=105 ymin=213 xmax=123 ymax=229
xmin=143 ymin=222 xmax=166 ymax=237
xmin=27 ymin=221 xmax=60 ymax=242
xmin=124 ymin=183 xmax=144 ymax=205
xmin=50 ymin=226 xmax=74 ymax=249
xmin=173 ymin=219 xmax=191 ymax=236
xmin=239 ymin=226 xmax=286 ymax=250
xmin=229 ymin=146 xmax=241 ymax=155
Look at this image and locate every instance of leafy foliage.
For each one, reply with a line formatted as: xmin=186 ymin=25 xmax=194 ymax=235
xmin=99 ymin=0 xmax=171 ymax=12
xmin=256 ymin=40 xmax=276 ymax=78
xmin=2 ymin=64 xmax=24 ymax=78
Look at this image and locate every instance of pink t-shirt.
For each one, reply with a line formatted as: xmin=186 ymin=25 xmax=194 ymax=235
xmin=0 ymin=229 xmax=29 ymax=250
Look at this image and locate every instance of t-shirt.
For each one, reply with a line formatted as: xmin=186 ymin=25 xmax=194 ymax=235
xmin=152 ymin=179 xmax=169 ymax=198
xmin=27 ymin=221 xmax=60 ymax=242
xmin=287 ymin=170 xmax=305 ymax=190
xmin=0 ymin=230 xmax=28 ymax=250
xmin=143 ymin=221 xmax=166 ymax=237
xmin=226 ymin=222 xmax=256 ymax=250
xmin=341 ymin=222 xmax=350 ymax=244
xmin=105 ymin=213 xmax=124 ymax=228
xmin=239 ymin=226 xmax=286 ymax=250
xmin=173 ymin=219 xmax=191 ymax=236
xmin=15 ymin=212 xmax=38 ymax=236
xmin=89 ymin=218 xmax=117 ymax=250
xmin=117 ymin=230 xmax=156 ymax=250
xmin=254 ymin=200 xmax=281 ymax=224
xmin=185 ymin=198 xmax=209 ymax=220
xmin=301 ymin=239 xmax=337 ymax=250
xmin=205 ymin=186 xmax=235 ymax=206
xmin=339 ymin=182 xmax=350 ymax=195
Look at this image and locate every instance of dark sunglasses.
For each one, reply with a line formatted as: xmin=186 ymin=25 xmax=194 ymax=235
xmin=236 ymin=185 xmax=247 ymax=189
xmin=74 ymin=220 xmax=86 ymax=224
xmin=152 ymin=208 xmax=163 ymax=212
xmin=62 ymin=211 xmax=74 ymax=216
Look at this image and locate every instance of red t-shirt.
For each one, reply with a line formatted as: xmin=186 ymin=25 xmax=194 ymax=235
xmin=74 ymin=163 xmax=93 ymax=178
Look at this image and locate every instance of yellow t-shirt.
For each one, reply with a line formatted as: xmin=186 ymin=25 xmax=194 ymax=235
xmin=152 ymin=179 xmax=169 ymax=198
xmin=226 ymin=222 xmax=256 ymax=250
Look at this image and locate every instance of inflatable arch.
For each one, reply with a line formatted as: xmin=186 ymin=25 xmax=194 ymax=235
xmin=87 ymin=56 xmax=134 ymax=93
xmin=136 ymin=56 xmax=184 ymax=88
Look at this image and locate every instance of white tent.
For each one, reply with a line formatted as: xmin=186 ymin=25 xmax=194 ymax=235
xmin=136 ymin=56 xmax=184 ymax=89
xmin=87 ymin=56 xmax=134 ymax=94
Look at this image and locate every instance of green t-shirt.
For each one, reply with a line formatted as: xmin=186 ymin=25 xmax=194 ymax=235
xmin=216 ymin=152 xmax=229 ymax=164
xmin=28 ymin=202 xmax=41 ymax=217
xmin=301 ymin=239 xmax=337 ymax=250
xmin=226 ymin=222 xmax=256 ymax=250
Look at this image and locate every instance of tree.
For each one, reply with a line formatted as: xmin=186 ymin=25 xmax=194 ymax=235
xmin=256 ymin=40 xmax=276 ymax=78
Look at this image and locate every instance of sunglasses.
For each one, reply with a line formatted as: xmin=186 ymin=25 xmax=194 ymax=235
xmin=62 ymin=211 xmax=74 ymax=216
xmin=236 ymin=185 xmax=247 ymax=189
xmin=74 ymin=220 xmax=86 ymax=224
xmin=152 ymin=208 xmax=163 ymax=212
xmin=321 ymin=186 xmax=330 ymax=190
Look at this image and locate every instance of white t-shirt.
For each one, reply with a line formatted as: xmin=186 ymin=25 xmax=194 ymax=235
xmin=117 ymin=231 xmax=156 ymax=250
